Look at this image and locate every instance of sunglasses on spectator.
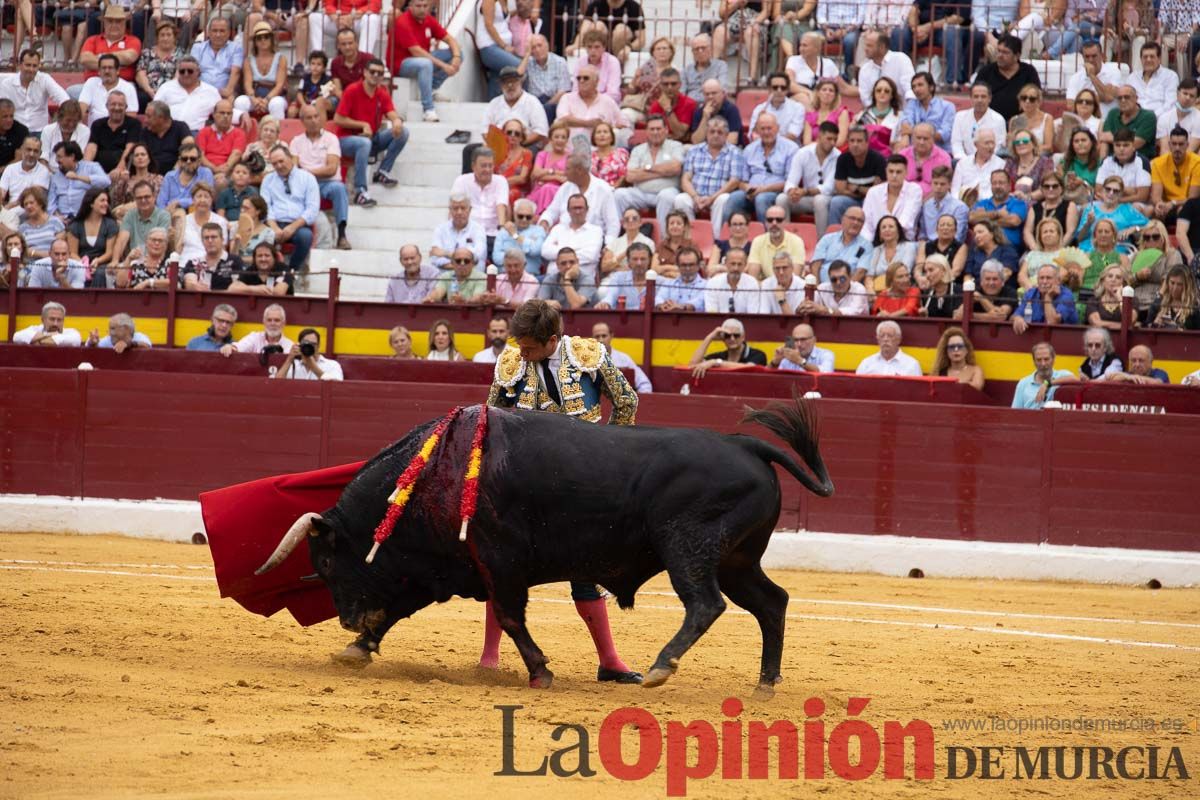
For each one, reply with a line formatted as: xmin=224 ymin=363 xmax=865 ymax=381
xmin=367 ymin=69 xmax=385 ymax=76
xmin=577 ymin=76 xmax=594 ymax=81
xmin=770 ymin=83 xmax=788 ymax=91
xmin=766 ymin=216 xmax=785 ymax=223
xmin=720 ymin=332 xmax=743 ymax=340
xmin=1076 ymin=98 xmax=1095 ymax=104
xmin=1103 ymin=185 xmax=1120 ymax=193
xmin=452 ymin=257 xmax=474 ymax=264
xmin=1019 ymin=95 xmax=1038 ymax=102
xmin=177 ymin=68 xmax=197 ymax=74
xmin=1142 ymin=232 xmax=1163 ymax=242
xmin=179 ymin=156 xmax=198 ymax=162
xmin=1013 ymin=137 xmax=1032 ymax=145
xmin=505 ymin=129 xmax=522 ymax=137
xmin=515 ymin=213 xmax=533 ymax=220
xmin=1042 ymin=182 xmax=1061 ymax=189
xmin=947 ymin=343 xmax=966 ymax=351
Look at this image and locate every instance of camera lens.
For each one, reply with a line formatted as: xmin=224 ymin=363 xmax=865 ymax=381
xmin=300 ymin=342 xmax=316 ymax=357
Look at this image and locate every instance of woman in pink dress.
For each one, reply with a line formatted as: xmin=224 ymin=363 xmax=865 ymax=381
xmin=802 ymin=79 xmax=850 ymax=149
xmin=527 ymin=121 xmax=572 ymax=214
xmin=590 ymin=122 xmax=629 ymax=186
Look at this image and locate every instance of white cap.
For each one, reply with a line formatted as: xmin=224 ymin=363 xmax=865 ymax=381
xmin=486 ymin=264 xmax=499 ymax=276
xmin=962 ymin=277 xmax=976 ymax=293
xmin=645 ymin=268 xmax=658 ymax=282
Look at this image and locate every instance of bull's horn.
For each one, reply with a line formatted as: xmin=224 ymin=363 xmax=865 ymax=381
xmin=255 ymin=512 xmax=322 ymax=575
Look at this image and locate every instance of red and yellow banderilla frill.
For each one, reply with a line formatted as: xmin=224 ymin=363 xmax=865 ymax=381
xmin=365 ymin=405 xmax=488 ymax=564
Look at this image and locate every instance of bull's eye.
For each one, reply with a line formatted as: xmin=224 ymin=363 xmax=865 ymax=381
xmin=321 ymin=556 xmax=334 ymax=573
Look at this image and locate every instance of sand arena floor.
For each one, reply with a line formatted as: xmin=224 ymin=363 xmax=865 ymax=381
xmin=1 ymin=532 xmax=1197 ymax=799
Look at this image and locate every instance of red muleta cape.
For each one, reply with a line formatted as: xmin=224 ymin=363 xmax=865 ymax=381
xmin=200 ymin=461 xmax=363 ymax=626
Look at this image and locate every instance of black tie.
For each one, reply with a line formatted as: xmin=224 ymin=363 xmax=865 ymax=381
xmin=540 ymin=360 xmax=561 ymax=405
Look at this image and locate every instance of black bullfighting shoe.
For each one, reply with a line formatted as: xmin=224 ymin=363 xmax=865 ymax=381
xmin=598 ymin=667 xmax=644 ymax=684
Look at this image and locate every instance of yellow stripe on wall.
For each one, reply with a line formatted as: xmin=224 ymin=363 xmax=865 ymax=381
xmin=8 ymin=316 xmax=1199 ymax=383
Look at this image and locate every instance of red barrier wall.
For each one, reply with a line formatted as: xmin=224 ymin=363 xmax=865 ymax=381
xmin=1 ymin=369 xmax=1195 ymax=553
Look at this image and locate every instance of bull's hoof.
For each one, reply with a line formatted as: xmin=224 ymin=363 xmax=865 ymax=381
xmin=528 ymin=668 xmax=554 ymax=689
xmin=331 ymin=643 xmax=373 ymax=668
xmin=641 ymin=658 xmax=679 ymax=688
xmin=752 ymin=683 xmax=776 ymax=701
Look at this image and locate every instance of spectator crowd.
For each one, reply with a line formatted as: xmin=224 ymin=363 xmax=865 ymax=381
xmin=3 ymin=0 xmax=1200 ymax=396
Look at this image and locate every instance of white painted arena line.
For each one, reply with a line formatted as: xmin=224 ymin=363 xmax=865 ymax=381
xmin=4 ymin=560 xmax=1198 ymax=653
xmin=0 ymin=565 xmax=212 ymax=582
xmin=638 ymin=590 xmax=1200 ymax=631
xmin=1 ymin=559 xmax=212 ymax=571
xmin=533 ymin=598 xmax=1200 ymax=654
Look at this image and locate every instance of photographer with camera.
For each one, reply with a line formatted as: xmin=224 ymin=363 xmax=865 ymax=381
xmin=274 ymin=327 xmax=343 ymax=381
xmin=221 ymin=303 xmax=292 ymax=357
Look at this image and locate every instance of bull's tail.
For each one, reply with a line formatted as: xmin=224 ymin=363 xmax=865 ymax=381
xmin=740 ymin=397 xmax=835 ymax=497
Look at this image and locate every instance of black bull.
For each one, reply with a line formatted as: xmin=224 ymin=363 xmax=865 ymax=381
xmin=257 ymin=398 xmax=834 ymax=692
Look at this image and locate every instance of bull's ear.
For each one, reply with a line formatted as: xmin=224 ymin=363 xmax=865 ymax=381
xmin=310 ymin=515 xmax=334 ymax=538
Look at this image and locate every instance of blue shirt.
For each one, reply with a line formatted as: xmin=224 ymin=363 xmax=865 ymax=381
xmin=811 ymin=231 xmax=873 ymax=283
xmin=601 ymin=271 xmax=648 ymax=308
xmin=1012 ymin=369 xmax=1074 ymax=409
xmin=191 ymin=39 xmax=244 ymax=90
xmin=742 ymin=137 xmax=799 ymax=188
xmin=156 ymin=167 xmax=216 ymax=210
xmin=683 ymin=143 xmax=748 ymax=198
xmin=964 ymin=243 xmax=1019 ymax=281
xmin=656 ymin=274 xmax=707 ymax=309
xmin=780 ymin=345 xmax=835 ymax=373
xmin=48 ymin=160 xmax=110 ymax=218
xmin=261 ymin=167 xmax=320 ymax=226
xmin=493 ymin=225 xmax=547 ymax=276
xmin=920 ymin=194 xmax=969 ymax=241
xmin=900 ymin=97 xmax=957 ymax=146
xmin=1015 ymin=285 xmax=1080 ymax=324
xmin=973 ymin=0 xmax=1019 ymax=31
xmin=689 ymin=99 xmax=745 ymax=146
xmin=187 ymin=331 xmax=232 ymax=351
xmin=27 ymin=257 xmax=86 ymax=288
xmin=974 ymin=195 xmax=1028 ymax=249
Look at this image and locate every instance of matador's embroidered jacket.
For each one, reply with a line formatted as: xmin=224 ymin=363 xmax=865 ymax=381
xmin=485 ymin=335 xmax=638 ymax=425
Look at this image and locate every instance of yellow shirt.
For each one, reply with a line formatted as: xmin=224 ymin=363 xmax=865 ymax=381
xmin=747 ymin=231 xmax=807 ymax=280
xmin=1150 ymin=151 xmax=1200 ymax=202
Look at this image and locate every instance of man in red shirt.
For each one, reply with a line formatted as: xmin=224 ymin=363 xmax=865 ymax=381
xmin=391 ymin=0 xmax=462 ymax=122
xmin=647 ymin=68 xmax=697 ymax=143
xmin=331 ymin=58 xmax=408 ymax=207
xmin=196 ymin=100 xmax=248 ymax=191
xmin=329 ymin=27 xmax=373 ymax=104
xmin=78 ymin=6 xmax=141 ymax=90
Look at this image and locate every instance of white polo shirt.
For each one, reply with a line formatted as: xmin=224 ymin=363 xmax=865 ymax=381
xmin=855 ymin=348 xmax=922 ymax=376
xmin=450 ymin=173 xmax=511 ymax=237
xmin=0 ymin=71 xmax=70 ymax=131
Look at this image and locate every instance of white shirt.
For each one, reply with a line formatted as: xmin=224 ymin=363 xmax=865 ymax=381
xmin=950 ymin=107 xmax=1007 ymax=160
xmin=153 ymin=80 xmax=222 ymax=131
xmin=40 ymin=122 xmax=91 ymax=170
xmin=539 ymin=177 xmax=620 ymax=245
xmin=180 ymin=214 xmax=230 ymax=265
xmin=0 ymin=71 xmax=70 ymax=131
xmin=784 ymin=55 xmax=839 ymax=91
xmin=541 ymin=221 xmax=605 ymax=282
xmin=1125 ymin=67 xmax=1179 ymax=119
xmin=704 ymin=272 xmax=761 ymax=314
xmin=788 ymin=143 xmax=839 ymax=196
xmin=759 ymin=274 xmax=806 ymax=313
xmin=450 ymin=173 xmax=511 ymax=236
xmin=78 ymin=77 xmax=139 ymax=126
xmin=13 ymin=324 xmax=82 ymax=346
xmin=625 ymin=139 xmax=685 ymax=194
xmin=1157 ymin=105 xmax=1200 ymax=143
xmin=235 ymin=330 xmax=295 ymax=354
xmin=1066 ymin=62 xmax=1123 ymax=119
xmin=856 ymin=348 xmax=922 ymax=376
xmin=483 ymin=91 xmax=549 ymax=138
xmin=951 ymin=153 xmax=1006 ymax=201
xmin=0 ymin=160 xmax=51 ymax=205
xmin=473 ymin=347 xmax=503 ymax=363
xmin=862 ymin=181 xmax=923 ymax=241
xmin=1095 ymin=156 xmax=1151 ymax=191
xmin=283 ymin=354 xmax=344 ymax=380
xmin=609 ymin=347 xmax=653 ymax=393
xmin=814 ymin=280 xmax=870 ymax=315
xmin=749 ymin=98 xmax=806 ymax=141
xmin=431 ymin=219 xmax=488 ymax=269
xmin=858 ymin=51 xmax=916 ymax=104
